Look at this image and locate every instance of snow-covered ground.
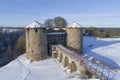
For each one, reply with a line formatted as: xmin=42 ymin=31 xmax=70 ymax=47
xmin=0 ymin=54 xmax=98 ymax=80
xmin=83 ymin=36 xmax=120 ymax=80
xmin=83 ymin=36 xmax=120 ymax=68
xmin=0 ymin=36 xmax=120 ymax=80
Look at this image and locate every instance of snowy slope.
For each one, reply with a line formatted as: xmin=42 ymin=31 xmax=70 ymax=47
xmin=0 ymin=54 xmax=97 ymax=80
xmin=83 ymin=36 xmax=120 ymax=68
xmin=0 ymin=36 xmax=120 ymax=80
xmin=83 ymin=36 xmax=120 ymax=80
xmin=0 ymin=54 xmax=66 ymax=80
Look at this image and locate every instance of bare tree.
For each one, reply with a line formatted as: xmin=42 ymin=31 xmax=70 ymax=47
xmin=54 ymin=17 xmax=67 ymax=28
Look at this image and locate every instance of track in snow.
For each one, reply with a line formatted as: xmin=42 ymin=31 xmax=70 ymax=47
xmin=17 ymin=60 xmax=31 ymax=80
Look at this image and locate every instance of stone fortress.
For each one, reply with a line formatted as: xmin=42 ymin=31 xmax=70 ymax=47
xmin=25 ymin=20 xmax=113 ymax=79
xmin=25 ymin=20 xmax=83 ymax=61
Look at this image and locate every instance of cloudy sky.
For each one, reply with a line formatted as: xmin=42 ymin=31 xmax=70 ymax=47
xmin=0 ymin=0 xmax=120 ymax=27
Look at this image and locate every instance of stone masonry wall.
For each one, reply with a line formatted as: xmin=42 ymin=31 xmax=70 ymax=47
xmin=26 ymin=28 xmax=48 ymax=61
xmin=66 ymin=28 xmax=82 ymax=54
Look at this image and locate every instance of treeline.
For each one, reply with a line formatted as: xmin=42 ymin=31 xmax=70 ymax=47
xmin=44 ymin=16 xmax=67 ymax=28
xmin=0 ymin=28 xmax=24 ymax=62
xmin=5 ymin=34 xmax=25 ymax=61
xmin=0 ymin=31 xmax=23 ymax=53
xmin=85 ymin=27 xmax=120 ymax=38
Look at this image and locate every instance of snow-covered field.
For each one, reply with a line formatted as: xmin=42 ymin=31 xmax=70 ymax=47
xmin=83 ymin=37 xmax=120 ymax=68
xmin=0 ymin=54 xmax=83 ymax=80
xmin=83 ymin=36 xmax=120 ymax=80
xmin=0 ymin=36 xmax=120 ymax=80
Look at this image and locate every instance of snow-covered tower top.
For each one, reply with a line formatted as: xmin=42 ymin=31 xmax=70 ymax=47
xmin=67 ymin=22 xmax=82 ymax=28
xmin=26 ymin=20 xmax=48 ymax=61
xmin=26 ymin=20 xmax=45 ymax=28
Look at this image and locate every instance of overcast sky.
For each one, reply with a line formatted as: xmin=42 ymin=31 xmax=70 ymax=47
xmin=0 ymin=0 xmax=120 ymax=27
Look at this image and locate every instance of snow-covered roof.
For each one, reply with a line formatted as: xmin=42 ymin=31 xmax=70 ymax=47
xmin=26 ymin=20 xmax=45 ymax=28
xmin=67 ymin=22 xmax=82 ymax=28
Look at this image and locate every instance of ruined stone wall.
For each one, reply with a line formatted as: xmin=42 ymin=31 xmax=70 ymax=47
xmin=66 ymin=28 xmax=82 ymax=54
xmin=26 ymin=28 xmax=48 ymax=61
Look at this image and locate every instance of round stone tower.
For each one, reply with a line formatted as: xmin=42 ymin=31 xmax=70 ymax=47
xmin=26 ymin=20 xmax=48 ymax=61
xmin=66 ymin=22 xmax=83 ymax=54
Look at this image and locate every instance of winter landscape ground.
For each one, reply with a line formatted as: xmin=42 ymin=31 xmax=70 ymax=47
xmin=0 ymin=36 xmax=120 ymax=80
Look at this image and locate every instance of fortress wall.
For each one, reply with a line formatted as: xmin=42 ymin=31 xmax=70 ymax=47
xmin=52 ymin=45 xmax=88 ymax=77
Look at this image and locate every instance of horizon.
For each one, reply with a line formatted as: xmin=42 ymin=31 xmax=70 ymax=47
xmin=0 ymin=0 xmax=120 ymax=27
